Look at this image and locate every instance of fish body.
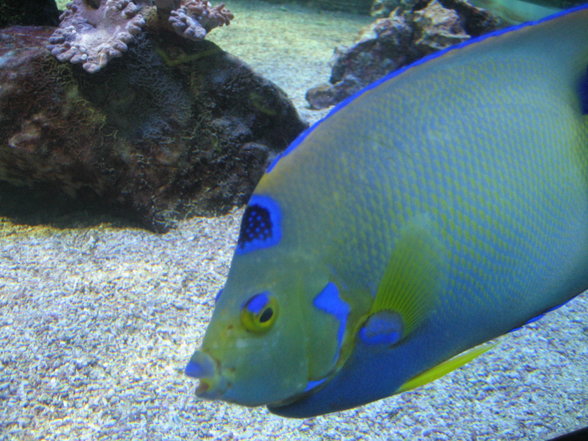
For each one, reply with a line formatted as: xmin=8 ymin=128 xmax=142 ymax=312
xmin=187 ymin=5 xmax=588 ymax=417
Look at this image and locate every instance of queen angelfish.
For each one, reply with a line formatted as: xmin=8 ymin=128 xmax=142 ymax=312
xmin=185 ymin=5 xmax=588 ymax=417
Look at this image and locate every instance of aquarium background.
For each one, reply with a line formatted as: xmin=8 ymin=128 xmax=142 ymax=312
xmin=1 ymin=1 xmax=587 ymax=440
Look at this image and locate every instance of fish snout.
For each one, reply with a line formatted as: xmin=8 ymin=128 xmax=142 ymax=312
xmin=185 ymin=350 xmax=229 ymax=399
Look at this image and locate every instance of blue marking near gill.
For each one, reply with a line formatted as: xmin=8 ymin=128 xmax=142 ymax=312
xmin=304 ymin=378 xmax=327 ymax=393
xmin=214 ymin=289 xmax=223 ymax=303
xmin=580 ymin=66 xmax=588 ymax=114
xmin=358 ymin=311 xmax=403 ymax=346
xmin=313 ymin=282 xmax=350 ymax=362
xmin=243 ymin=292 xmax=270 ymax=314
xmin=262 ymin=4 xmax=588 ymax=172
xmin=236 ymin=195 xmax=282 ymax=255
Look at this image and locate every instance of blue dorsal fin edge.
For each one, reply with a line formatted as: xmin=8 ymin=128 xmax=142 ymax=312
xmin=266 ymin=4 xmax=588 ymax=173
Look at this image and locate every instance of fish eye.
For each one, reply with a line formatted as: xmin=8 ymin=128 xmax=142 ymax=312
xmin=241 ymin=292 xmax=278 ymax=333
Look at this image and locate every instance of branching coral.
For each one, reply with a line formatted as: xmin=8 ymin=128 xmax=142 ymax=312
xmin=47 ymin=0 xmax=233 ymax=73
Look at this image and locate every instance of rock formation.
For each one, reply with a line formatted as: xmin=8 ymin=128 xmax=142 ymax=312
xmin=306 ymin=0 xmax=501 ymax=109
xmin=0 ymin=9 xmax=306 ymax=231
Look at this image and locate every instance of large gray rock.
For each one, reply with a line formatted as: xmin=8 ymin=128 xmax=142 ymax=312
xmin=306 ymin=0 xmax=501 ymax=109
xmin=0 ymin=25 xmax=306 ymax=231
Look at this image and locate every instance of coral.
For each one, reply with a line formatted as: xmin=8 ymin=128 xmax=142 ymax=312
xmin=47 ymin=0 xmax=146 ymax=73
xmin=0 ymin=25 xmax=305 ymax=231
xmin=306 ymin=0 xmax=501 ymax=109
xmin=168 ymin=0 xmax=233 ymax=41
xmin=47 ymin=0 xmax=233 ymax=73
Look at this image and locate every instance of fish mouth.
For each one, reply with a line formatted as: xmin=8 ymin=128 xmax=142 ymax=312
xmin=185 ymin=350 xmax=334 ymax=407
xmin=185 ymin=351 xmax=230 ymax=400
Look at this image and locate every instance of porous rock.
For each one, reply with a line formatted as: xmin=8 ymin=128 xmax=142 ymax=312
xmin=0 ymin=0 xmax=60 ymax=28
xmin=306 ymin=0 xmax=502 ymax=109
xmin=0 ymin=26 xmax=306 ymax=231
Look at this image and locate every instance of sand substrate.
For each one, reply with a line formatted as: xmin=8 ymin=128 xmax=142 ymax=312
xmin=1 ymin=2 xmax=587 ymax=440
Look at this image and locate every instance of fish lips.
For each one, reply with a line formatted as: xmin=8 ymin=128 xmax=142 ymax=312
xmin=185 ymin=351 xmax=230 ymax=400
xmin=185 ymin=348 xmax=337 ymax=408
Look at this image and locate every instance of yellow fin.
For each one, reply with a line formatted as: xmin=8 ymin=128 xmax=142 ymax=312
xmin=397 ymin=343 xmax=497 ymax=393
xmin=371 ymin=214 xmax=445 ymax=337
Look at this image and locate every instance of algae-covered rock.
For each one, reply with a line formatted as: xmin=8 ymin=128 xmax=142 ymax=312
xmin=307 ymin=0 xmax=501 ymax=109
xmin=0 ymin=25 xmax=306 ymax=231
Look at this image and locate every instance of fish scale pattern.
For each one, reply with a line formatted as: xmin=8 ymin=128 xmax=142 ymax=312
xmin=191 ymin=6 xmax=588 ymax=416
xmin=259 ymin=18 xmax=588 ymax=339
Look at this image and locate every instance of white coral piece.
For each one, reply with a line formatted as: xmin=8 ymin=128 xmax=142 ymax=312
xmin=169 ymin=0 xmax=233 ymax=41
xmin=48 ymin=0 xmax=146 ymax=73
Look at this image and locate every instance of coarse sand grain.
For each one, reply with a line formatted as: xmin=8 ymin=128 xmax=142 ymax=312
xmin=1 ymin=2 xmax=586 ymax=440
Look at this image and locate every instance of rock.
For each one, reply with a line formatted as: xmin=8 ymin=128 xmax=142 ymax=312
xmin=372 ymin=0 xmax=501 ymax=31
xmin=437 ymin=0 xmax=504 ymax=35
xmin=0 ymin=0 xmax=60 ymax=28
xmin=413 ymin=0 xmax=470 ymax=54
xmin=371 ymin=0 xmax=420 ymax=18
xmin=0 ymin=26 xmax=306 ymax=231
xmin=307 ymin=0 xmax=502 ymax=109
xmin=305 ymin=77 xmax=364 ymax=110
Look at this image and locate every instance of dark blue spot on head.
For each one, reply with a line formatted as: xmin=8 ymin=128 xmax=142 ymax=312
xmin=243 ymin=292 xmax=270 ymax=314
xmin=236 ymin=195 xmax=282 ymax=255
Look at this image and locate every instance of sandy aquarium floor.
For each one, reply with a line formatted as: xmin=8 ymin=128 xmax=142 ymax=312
xmin=1 ymin=1 xmax=587 ymax=440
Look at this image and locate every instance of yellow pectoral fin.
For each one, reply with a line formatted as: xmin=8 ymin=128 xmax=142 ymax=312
xmin=371 ymin=214 xmax=447 ymax=337
xmin=397 ymin=343 xmax=497 ymax=393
